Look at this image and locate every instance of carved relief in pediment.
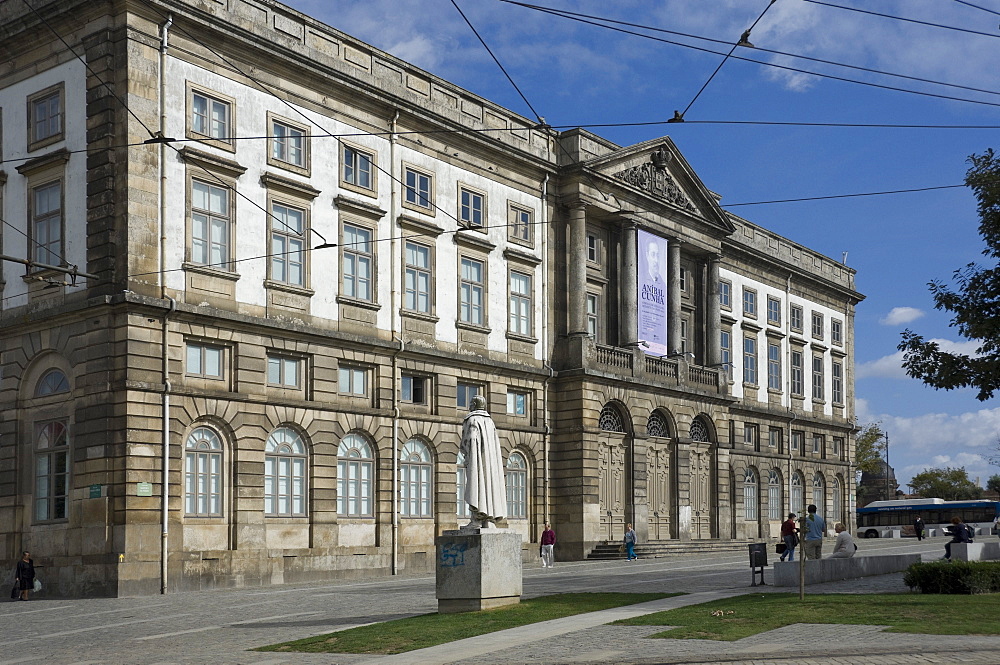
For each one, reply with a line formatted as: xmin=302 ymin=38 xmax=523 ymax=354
xmin=611 ymin=152 xmax=696 ymax=212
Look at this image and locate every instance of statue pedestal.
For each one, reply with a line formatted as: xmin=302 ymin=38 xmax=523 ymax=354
xmin=435 ymin=528 xmax=522 ymax=614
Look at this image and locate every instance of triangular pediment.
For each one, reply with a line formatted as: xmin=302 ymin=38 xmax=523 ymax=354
xmin=585 ymin=136 xmax=734 ymax=234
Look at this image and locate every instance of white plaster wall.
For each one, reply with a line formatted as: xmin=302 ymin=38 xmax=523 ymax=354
xmin=0 ymin=60 xmax=88 ymax=307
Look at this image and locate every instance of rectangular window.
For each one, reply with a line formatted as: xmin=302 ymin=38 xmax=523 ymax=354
xmin=339 ymin=366 xmax=367 ymax=396
xmin=342 ymin=223 xmax=373 ymax=301
xmin=191 ymin=90 xmax=231 ymax=142
xmin=812 ymin=354 xmax=825 ymax=400
xmin=271 ymin=119 xmax=306 ymax=168
xmin=507 ymin=390 xmax=528 ymax=416
xmin=186 ymin=343 xmax=224 ymax=378
xmin=267 ymin=355 xmax=300 ymax=388
xmin=721 ymin=330 xmax=731 ymax=370
xmin=719 ymin=280 xmax=732 ymax=310
xmin=270 ymin=202 xmax=305 ymax=286
xmin=832 ymin=360 xmax=843 ymax=404
xmin=459 ymin=187 xmax=485 ymax=227
xmin=404 ymin=166 xmax=433 ymax=209
xmin=790 ymin=304 xmax=804 ymax=332
xmin=191 ymin=179 xmax=231 ymax=269
xmin=833 ymin=436 xmax=844 ymax=459
xmin=457 ymin=382 xmax=480 ymax=409
xmin=791 ymin=430 xmax=804 ymax=452
xmin=342 ymin=144 xmax=374 ymax=191
xmin=404 ymin=242 xmax=432 ymax=313
xmin=767 ymin=296 xmax=781 ymax=325
xmin=743 ymin=288 xmax=757 ymax=317
xmin=31 ymin=180 xmax=62 ymax=264
xmin=791 ymin=350 xmax=804 ymax=396
xmin=811 ymin=311 xmax=824 ymax=339
xmin=587 ymin=293 xmax=599 ymax=340
xmin=401 ymin=375 xmax=427 ymax=404
xmin=509 ymin=271 xmax=533 ymax=336
xmin=680 ymin=318 xmax=689 ymax=354
xmin=767 ymin=341 xmax=781 ymax=390
xmin=743 ymin=336 xmax=757 ymax=385
xmin=744 ymin=424 xmax=759 ymax=451
xmin=509 ymin=204 xmax=532 ymax=244
xmin=587 ymin=233 xmax=599 ymax=263
xmin=769 ymin=427 xmax=782 ymax=451
xmin=812 ymin=434 xmax=823 ymax=454
xmin=679 ymin=267 xmax=687 ymax=293
xmin=832 ymin=319 xmax=843 ymax=345
xmin=28 ymin=86 xmax=63 ymax=149
xmin=34 ymin=420 xmax=69 ymax=521
xmin=459 ymin=257 xmax=485 ymax=326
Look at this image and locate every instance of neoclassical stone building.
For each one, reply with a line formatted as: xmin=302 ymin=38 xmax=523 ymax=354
xmin=0 ymin=0 xmax=863 ymax=595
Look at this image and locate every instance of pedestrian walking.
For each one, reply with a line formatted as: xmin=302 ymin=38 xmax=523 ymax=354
xmin=803 ymin=504 xmax=826 ymax=560
xmin=540 ymin=522 xmax=556 ymax=568
xmin=623 ymin=523 xmax=638 ymax=561
xmin=914 ymin=516 xmax=925 ymax=541
xmin=780 ymin=512 xmax=798 ymax=562
xmin=14 ymin=551 xmax=34 ymax=601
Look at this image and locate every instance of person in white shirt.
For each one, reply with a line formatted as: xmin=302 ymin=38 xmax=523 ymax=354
xmin=828 ymin=522 xmax=856 ymax=558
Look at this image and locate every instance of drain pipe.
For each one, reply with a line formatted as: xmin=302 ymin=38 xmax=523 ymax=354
xmin=158 ymin=13 xmax=173 ymax=596
xmin=539 ymin=174 xmax=551 ymax=523
xmin=389 ymin=110 xmax=401 ymax=575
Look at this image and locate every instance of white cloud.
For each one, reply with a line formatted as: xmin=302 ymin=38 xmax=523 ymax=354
xmin=879 ymin=307 xmax=924 ymax=326
xmin=856 ymin=338 xmax=981 ymax=379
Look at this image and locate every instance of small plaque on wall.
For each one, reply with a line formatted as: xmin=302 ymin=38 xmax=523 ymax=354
xmin=136 ymin=482 xmax=153 ymax=497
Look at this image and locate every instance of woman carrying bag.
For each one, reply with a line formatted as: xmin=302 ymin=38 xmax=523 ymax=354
xmin=15 ymin=551 xmax=34 ymax=601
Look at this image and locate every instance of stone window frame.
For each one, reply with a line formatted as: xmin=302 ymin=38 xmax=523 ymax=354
xmin=401 ymin=373 xmax=431 ymax=405
xmin=812 ymin=353 xmax=825 ymax=402
xmin=340 ymin=140 xmax=378 ymax=198
xmin=264 ymin=426 xmax=308 ymax=518
xmin=742 ymin=333 xmax=758 ymax=386
xmin=338 ymin=432 xmax=376 ymax=518
xmin=509 ymin=202 xmax=534 ymax=247
xmin=744 ymin=467 xmax=759 ymax=521
xmin=399 ymin=438 xmax=434 ymax=518
xmin=680 ymin=315 xmax=690 ymax=354
xmin=790 ymin=347 xmax=805 ymax=397
xmin=339 ymin=218 xmax=378 ymax=307
xmin=338 ymin=364 xmax=370 ymax=398
xmin=506 ymin=388 xmax=530 ymax=417
xmin=586 ymin=291 xmax=601 ymax=343
xmin=720 ymin=328 xmax=732 ymax=372
xmin=831 ymin=318 xmax=844 ymax=346
xmin=186 ymin=82 xmax=236 ymax=153
xmin=586 ymin=229 xmax=602 ymax=265
xmin=744 ymin=423 xmax=760 ymax=451
xmin=266 ymin=195 xmax=310 ymax=290
xmin=508 ymin=268 xmax=534 ymax=340
xmin=179 ymin=149 xmax=246 ymax=283
xmin=457 ymin=182 xmax=487 ymax=229
xmin=33 ymin=417 xmax=70 ymax=523
xmin=742 ymin=286 xmax=757 ymax=319
xmin=791 ymin=430 xmax=804 ymax=453
xmin=456 ymin=381 xmax=483 ymax=410
xmin=768 ymin=427 xmax=782 ymax=452
xmin=767 ymin=340 xmax=782 ymax=391
xmin=505 ymin=450 xmax=529 ymax=519
xmin=27 ymin=82 xmax=65 ymax=152
xmin=811 ymin=310 xmax=824 ymax=340
xmin=812 ymin=433 xmax=825 ymax=456
xmin=833 ymin=436 xmax=845 ymax=461
xmin=832 ymin=358 xmax=844 ymax=405
xmin=184 ymin=425 xmax=226 ymax=518
xmin=402 ymin=162 xmax=435 ymax=215
xmin=790 ymin=471 xmax=805 ymax=515
xmin=266 ymin=352 xmax=304 ymax=390
xmin=766 ymin=295 xmax=781 ymax=326
xmin=27 ymin=171 xmax=65 ymax=269
xmin=403 ymin=239 xmax=435 ymax=316
xmin=768 ymin=469 xmax=783 ymax=520
xmin=790 ymin=303 xmax=804 ymax=333
xmin=266 ymin=112 xmax=310 ymax=176
xmin=719 ymin=279 xmax=732 ymax=311
xmin=185 ymin=339 xmax=229 ymax=386
xmin=458 ymin=252 xmax=488 ymax=329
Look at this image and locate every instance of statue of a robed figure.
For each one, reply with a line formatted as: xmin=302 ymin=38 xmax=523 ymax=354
xmin=459 ymin=394 xmax=506 ymax=528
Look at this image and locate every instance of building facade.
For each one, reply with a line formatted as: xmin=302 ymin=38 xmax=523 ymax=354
xmin=0 ymin=0 xmax=863 ymax=596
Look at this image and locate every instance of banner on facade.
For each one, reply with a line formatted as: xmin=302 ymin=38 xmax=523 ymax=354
xmin=637 ymin=229 xmax=668 ymax=355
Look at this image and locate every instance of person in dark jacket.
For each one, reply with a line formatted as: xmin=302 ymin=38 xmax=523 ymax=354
xmin=913 ymin=516 xmax=925 ymax=541
xmin=15 ymin=551 xmax=34 ymax=601
xmin=943 ymin=516 xmax=972 ymax=561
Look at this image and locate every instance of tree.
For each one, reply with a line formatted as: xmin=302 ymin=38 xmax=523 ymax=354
xmin=909 ymin=467 xmax=983 ymax=500
xmin=854 ymin=422 xmax=887 ymax=475
xmin=899 ymin=149 xmax=1000 ymax=401
xmin=987 ymin=474 xmax=1000 ymax=494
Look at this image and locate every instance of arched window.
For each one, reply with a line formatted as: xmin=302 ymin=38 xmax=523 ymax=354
xmin=743 ymin=468 xmax=758 ymax=521
xmin=690 ymin=418 xmax=710 ymax=442
xmin=598 ymin=404 xmax=626 ymax=433
xmin=768 ymin=469 xmax=782 ymax=520
xmin=338 ymin=434 xmax=373 ymax=517
xmin=185 ymin=426 xmax=223 ymax=516
xmin=456 ymin=451 xmax=469 ymax=518
xmin=265 ymin=427 xmax=307 ymax=517
xmin=34 ymin=420 xmax=69 ymax=521
xmin=506 ymin=451 xmax=528 ymax=519
xmin=831 ymin=476 xmax=842 ymax=523
xmin=812 ymin=472 xmax=825 ymax=511
xmin=400 ymin=439 xmax=432 ymax=517
xmin=790 ymin=472 xmax=804 ymax=515
xmin=646 ymin=411 xmax=670 ymax=438
xmin=35 ymin=369 xmax=70 ymax=397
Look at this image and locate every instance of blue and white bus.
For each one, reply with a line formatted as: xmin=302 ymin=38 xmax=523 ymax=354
xmin=856 ymin=498 xmax=1000 ymax=539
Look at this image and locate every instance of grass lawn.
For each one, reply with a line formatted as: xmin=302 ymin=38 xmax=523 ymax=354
xmin=615 ymin=593 xmax=1000 ymax=641
xmin=257 ymin=592 xmax=676 ymax=654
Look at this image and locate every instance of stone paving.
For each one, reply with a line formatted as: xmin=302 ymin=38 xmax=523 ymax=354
xmin=1 ymin=538 xmax=997 ymax=665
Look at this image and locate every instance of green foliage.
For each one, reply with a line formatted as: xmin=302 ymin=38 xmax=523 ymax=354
xmin=987 ymin=474 xmax=1000 ymax=494
xmin=854 ymin=422 xmax=886 ymax=475
xmin=617 ymin=592 xmax=1000 ymax=640
xmin=256 ymin=592 xmax=674 ymax=654
xmin=903 ymin=561 xmax=1000 ymax=594
xmin=899 ymin=149 xmax=1000 ymax=401
xmin=909 ymin=466 xmax=983 ymax=500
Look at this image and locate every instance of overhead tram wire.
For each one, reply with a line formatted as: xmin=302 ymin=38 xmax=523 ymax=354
xmin=953 ymin=0 xmax=1000 ymax=18
xmin=498 ymin=0 xmax=1000 ymax=100
xmin=677 ymin=0 xmax=779 ymax=120
xmin=497 ymin=0 xmax=1000 ymax=109
xmin=723 ymin=184 xmax=969 ymax=207
xmin=800 ymin=0 xmax=1000 ymax=40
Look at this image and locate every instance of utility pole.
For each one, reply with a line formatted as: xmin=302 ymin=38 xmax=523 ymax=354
xmin=884 ymin=432 xmax=891 ymax=501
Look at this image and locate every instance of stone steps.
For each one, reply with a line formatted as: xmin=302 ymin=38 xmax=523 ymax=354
xmin=587 ymin=539 xmax=767 ymax=560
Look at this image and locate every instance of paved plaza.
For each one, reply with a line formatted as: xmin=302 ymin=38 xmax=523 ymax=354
xmin=3 ymin=538 xmax=999 ymax=665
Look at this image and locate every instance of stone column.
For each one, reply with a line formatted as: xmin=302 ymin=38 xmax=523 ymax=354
xmin=621 ymin=221 xmax=639 ymax=346
xmin=707 ymin=254 xmax=722 ymax=366
xmin=668 ymin=238 xmax=682 ymax=354
xmin=568 ymin=202 xmax=589 ymax=337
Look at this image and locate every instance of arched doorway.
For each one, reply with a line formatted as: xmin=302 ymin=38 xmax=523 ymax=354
xmin=598 ymin=402 xmax=631 ymax=541
xmin=688 ymin=416 xmax=717 ymax=539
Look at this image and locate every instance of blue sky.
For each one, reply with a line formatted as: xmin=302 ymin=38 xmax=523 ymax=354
xmin=284 ymin=0 xmax=1000 ymax=488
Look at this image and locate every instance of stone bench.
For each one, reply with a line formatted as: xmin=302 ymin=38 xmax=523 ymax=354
xmin=951 ymin=541 xmax=1000 ymax=561
xmin=772 ymin=554 xmax=921 ymax=586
